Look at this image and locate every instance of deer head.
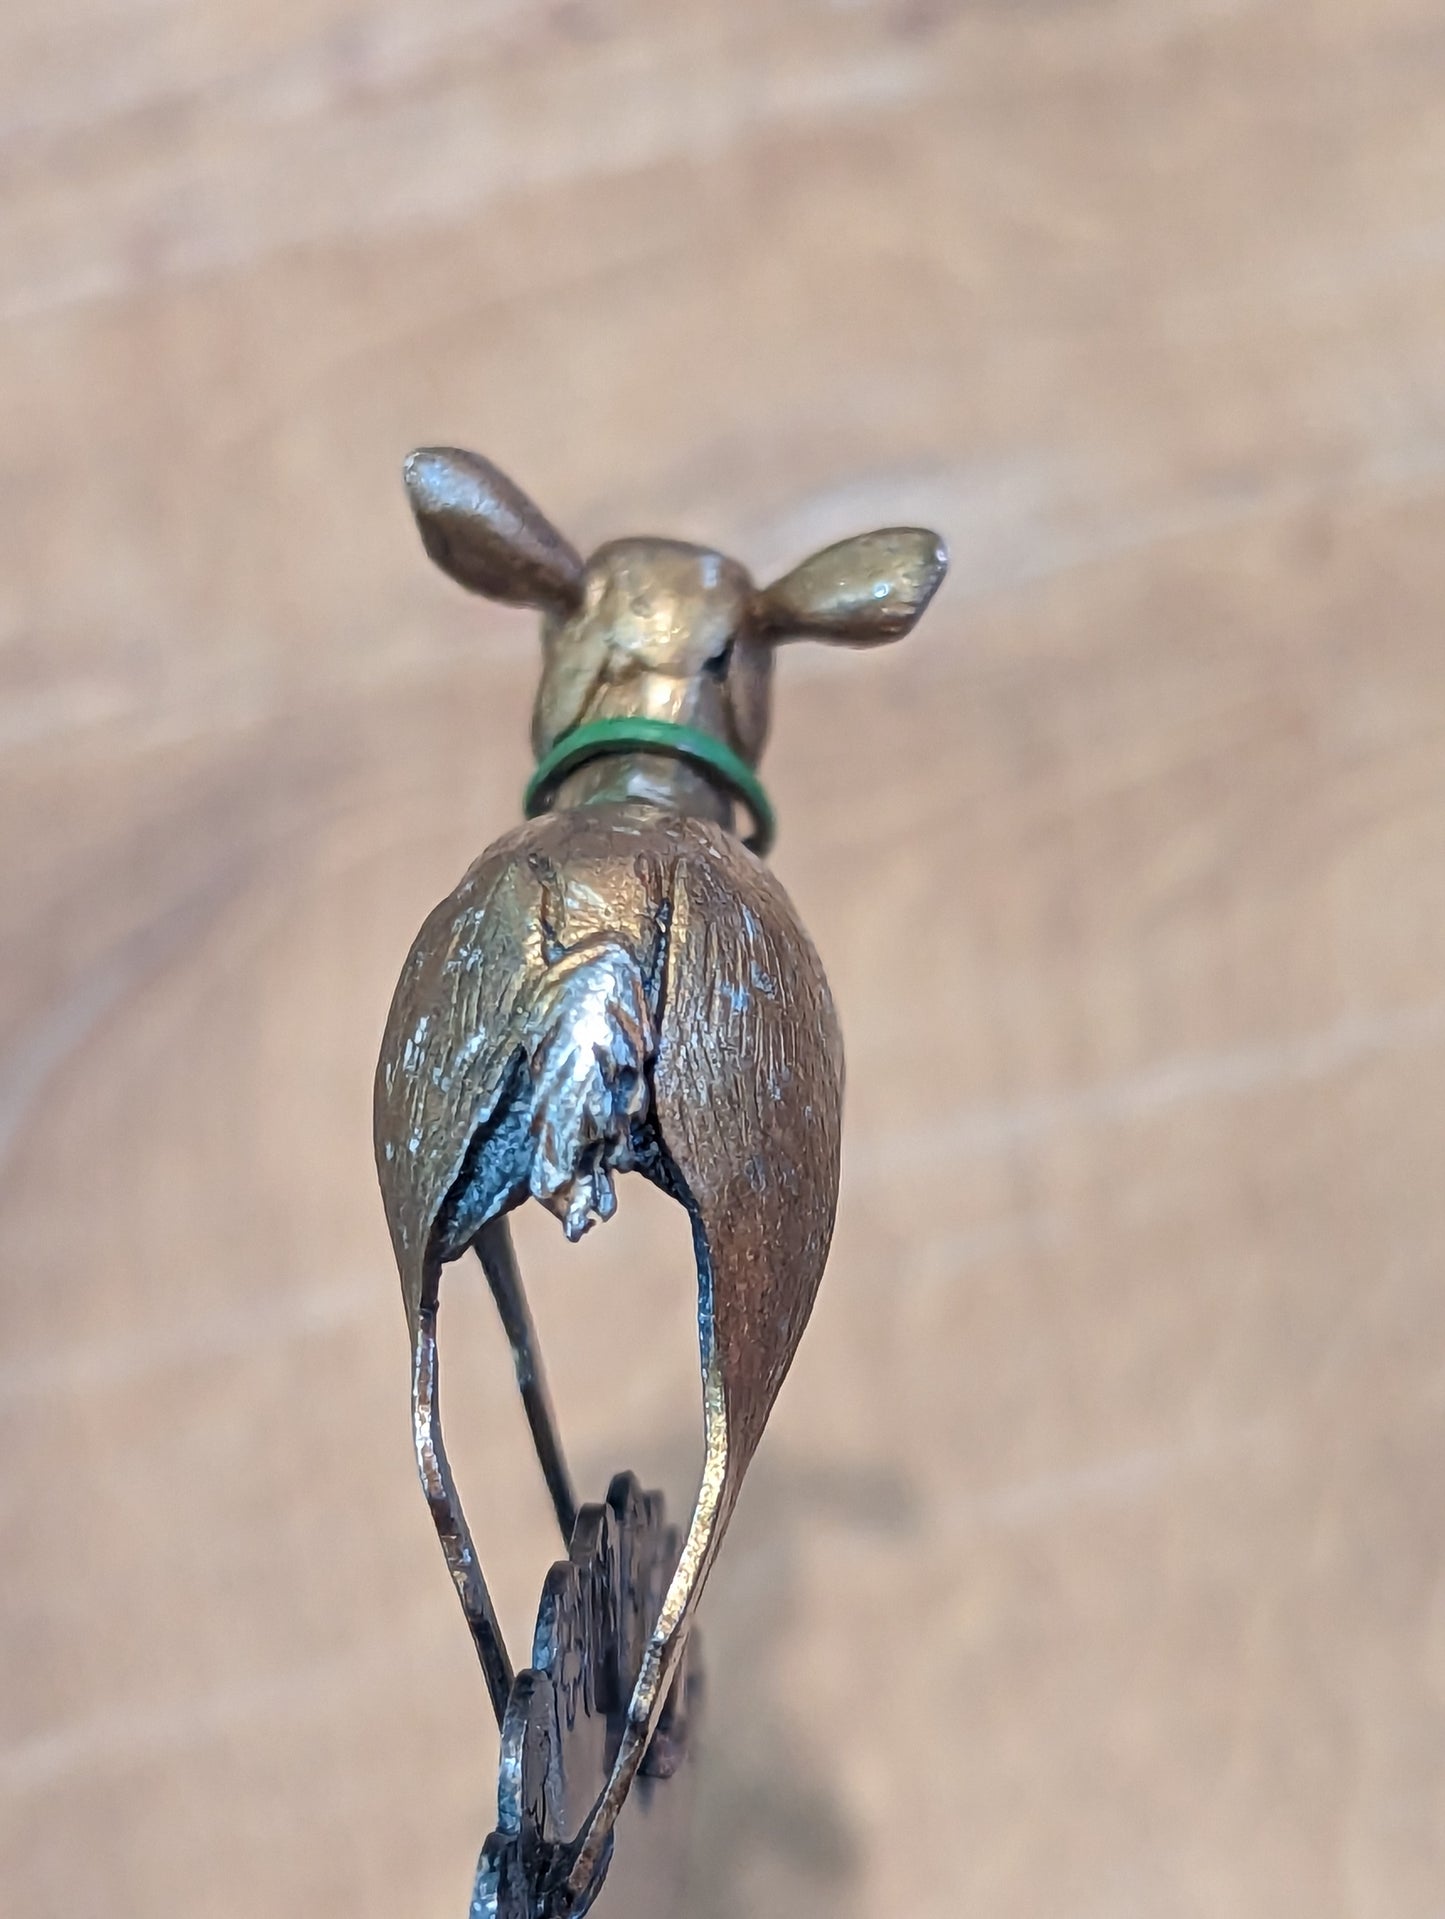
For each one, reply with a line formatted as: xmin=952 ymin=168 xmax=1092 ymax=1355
xmin=403 ymin=447 xmax=949 ymax=768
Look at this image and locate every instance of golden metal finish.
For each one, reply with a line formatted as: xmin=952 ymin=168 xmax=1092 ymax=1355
xmin=373 ymin=448 xmax=947 ymax=1913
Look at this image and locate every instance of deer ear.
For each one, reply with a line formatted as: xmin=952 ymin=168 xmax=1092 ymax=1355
xmin=754 ymin=527 xmax=947 ymax=646
xmin=403 ymin=447 xmax=585 ymax=614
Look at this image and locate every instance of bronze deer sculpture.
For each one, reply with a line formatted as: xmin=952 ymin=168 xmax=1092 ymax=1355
xmin=373 ymin=447 xmax=946 ymax=1908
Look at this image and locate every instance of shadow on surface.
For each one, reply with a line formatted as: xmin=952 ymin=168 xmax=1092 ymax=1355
xmin=665 ymin=1449 xmax=922 ymax=1919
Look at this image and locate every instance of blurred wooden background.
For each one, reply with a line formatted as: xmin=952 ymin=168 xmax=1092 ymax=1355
xmin=5 ymin=1 xmax=1445 ymax=1913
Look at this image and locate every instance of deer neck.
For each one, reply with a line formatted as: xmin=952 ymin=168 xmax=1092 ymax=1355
xmin=549 ymin=751 xmax=736 ymax=835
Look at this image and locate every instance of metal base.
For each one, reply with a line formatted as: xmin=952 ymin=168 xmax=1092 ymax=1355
xmin=471 ymin=1474 xmax=699 ymax=1919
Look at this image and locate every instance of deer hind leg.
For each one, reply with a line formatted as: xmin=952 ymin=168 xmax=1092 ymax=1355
xmin=560 ymin=1359 xmax=734 ymax=1901
xmin=412 ymin=1298 xmax=514 ymax=1726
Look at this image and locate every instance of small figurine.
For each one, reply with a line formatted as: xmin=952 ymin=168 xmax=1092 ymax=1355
xmin=373 ymin=448 xmax=946 ymax=1915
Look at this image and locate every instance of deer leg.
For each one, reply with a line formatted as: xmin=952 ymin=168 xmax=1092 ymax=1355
xmin=413 ymin=1301 xmax=514 ymax=1726
xmin=560 ymin=1362 xmax=734 ymax=1902
xmin=475 ymin=1216 xmax=578 ymax=1542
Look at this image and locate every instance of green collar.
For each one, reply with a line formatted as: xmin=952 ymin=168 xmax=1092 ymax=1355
xmin=524 ymin=716 xmax=776 ymax=858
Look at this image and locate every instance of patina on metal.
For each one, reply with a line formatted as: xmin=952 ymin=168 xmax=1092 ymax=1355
xmin=373 ymin=446 xmax=947 ymax=1916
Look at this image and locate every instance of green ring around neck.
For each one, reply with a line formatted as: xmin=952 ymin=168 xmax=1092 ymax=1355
xmin=524 ymin=716 xmax=776 ymax=858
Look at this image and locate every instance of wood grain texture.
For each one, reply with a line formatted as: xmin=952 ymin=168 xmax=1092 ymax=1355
xmin=4 ymin=1 xmax=1445 ymax=1914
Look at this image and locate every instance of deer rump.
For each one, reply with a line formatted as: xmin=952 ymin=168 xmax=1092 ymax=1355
xmin=374 ymin=799 xmax=844 ymax=1483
